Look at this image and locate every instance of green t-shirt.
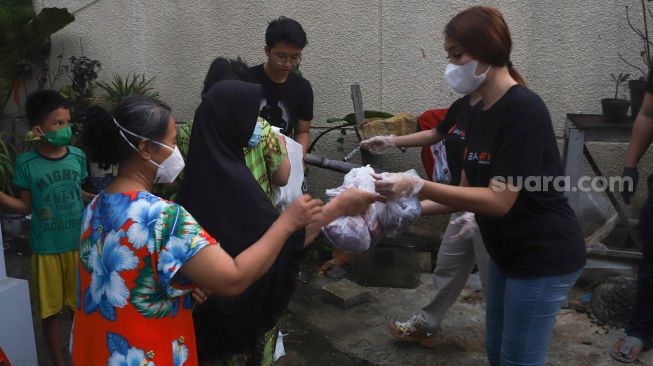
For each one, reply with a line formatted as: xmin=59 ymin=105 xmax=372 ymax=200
xmin=13 ymin=146 xmax=88 ymax=254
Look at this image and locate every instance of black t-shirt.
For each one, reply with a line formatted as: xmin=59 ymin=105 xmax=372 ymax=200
xmin=436 ymin=96 xmax=478 ymax=186
xmin=250 ymin=64 xmax=314 ymax=138
xmin=463 ymin=85 xmax=586 ymax=278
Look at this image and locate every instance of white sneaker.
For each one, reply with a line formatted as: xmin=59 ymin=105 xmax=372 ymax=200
xmin=388 ymin=315 xmax=437 ymax=349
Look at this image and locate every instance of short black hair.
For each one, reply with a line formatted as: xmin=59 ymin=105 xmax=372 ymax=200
xmin=201 ymin=57 xmax=251 ymax=98
xmin=265 ymin=16 xmax=308 ymax=49
xmin=25 ymin=90 xmax=70 ymax=127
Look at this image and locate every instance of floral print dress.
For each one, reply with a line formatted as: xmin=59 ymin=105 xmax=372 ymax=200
xmin=71 ymin=191 xmax=216 ymax=366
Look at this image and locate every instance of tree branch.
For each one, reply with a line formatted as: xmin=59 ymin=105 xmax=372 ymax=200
xmin=619 ymin=53 xmax=647 ymax=78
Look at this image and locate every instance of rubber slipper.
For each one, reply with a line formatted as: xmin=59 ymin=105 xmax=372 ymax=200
xmin=610 ymin=335 xmax=644 ymax=363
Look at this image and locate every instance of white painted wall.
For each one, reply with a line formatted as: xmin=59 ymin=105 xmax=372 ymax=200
xmin=27 ymin=0 xmax=653 ymax=218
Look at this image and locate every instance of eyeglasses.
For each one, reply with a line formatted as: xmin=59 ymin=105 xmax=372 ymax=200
xmin=271 ymin=52 xmax=302 ymax=66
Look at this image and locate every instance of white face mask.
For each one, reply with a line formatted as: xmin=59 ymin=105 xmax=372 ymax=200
xmin=147 ymin=144 xmax=185 ymax=184
xmin=444 ymin=60 xmax=491 ymax=95
xmin=113 ymin=118 xmax=186 ymax=184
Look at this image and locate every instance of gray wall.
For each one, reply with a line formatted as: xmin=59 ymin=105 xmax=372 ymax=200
xmin=30 ymin=0 xmax=653 ymax=228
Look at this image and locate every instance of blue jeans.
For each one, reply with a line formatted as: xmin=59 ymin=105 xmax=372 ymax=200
xmin=626 ymin=189 xmax=653 ymax=349
xmin=485 ymin=260 xmax=581 ymax=366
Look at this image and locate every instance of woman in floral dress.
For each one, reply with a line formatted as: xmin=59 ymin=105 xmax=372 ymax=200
xmin=72 ymin=87 xmax=376 ymax=365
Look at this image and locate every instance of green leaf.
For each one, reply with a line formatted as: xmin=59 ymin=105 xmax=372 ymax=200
xmin=153 ymin=204 xmax=198 ymax=252
xmin=0 ymin=4 xmax=74 ymax=108
xmin=95 ymin=73 xmax=159 ymax=109
xmin=130 ymin=256 xmax=173 ymax=318
xmin=80 ymin=237 xmax=93 ymax=272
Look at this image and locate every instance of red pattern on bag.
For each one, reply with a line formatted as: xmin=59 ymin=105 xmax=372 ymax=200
xmin=418 ymin=109 xmax=449 ymax=180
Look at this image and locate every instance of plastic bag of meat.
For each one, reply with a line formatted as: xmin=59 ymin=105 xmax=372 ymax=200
xmin=323 ymin=166 xmax=377 ymax=252
xmin=323 ymin=215 xmax=372 ymax=252
xmin=379 ymin=196 xmax=421 ymax=237
xmin=322 ymin=166 xmax=422 ymax=251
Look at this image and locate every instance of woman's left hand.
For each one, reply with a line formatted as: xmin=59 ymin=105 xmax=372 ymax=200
xmin=192 ymin=287 xmax=211 ymax=305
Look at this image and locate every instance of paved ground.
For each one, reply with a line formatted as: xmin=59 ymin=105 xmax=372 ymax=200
xmin=5 ymin=235 xmax=652 ymax=365
xmin=278 ymin=269 xmax=653 ymax=366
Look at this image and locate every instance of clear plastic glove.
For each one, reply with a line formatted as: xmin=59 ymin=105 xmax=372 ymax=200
xmin=373 ymin=171 xmax=424 ymax=200
xmin=360 ymin=135 xmax=396 ymax=154
xmin=449 ymin=212 xmax=478 ymax=241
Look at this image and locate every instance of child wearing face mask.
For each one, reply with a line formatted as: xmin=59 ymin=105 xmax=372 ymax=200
xmin=0 ymin=90 xmax=90 ymax=366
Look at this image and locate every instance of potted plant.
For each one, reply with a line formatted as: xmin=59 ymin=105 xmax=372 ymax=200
xmin=602 ymin=73 xmax=631 ymax=123
xmin=0 ymin=1 xmax=74 ymax=110
xmin=619 ymin=0 xmax=653 ymax=117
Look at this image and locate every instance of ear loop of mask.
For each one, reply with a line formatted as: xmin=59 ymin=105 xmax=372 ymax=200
xmin=112 ymin=117 xmax=171 ymax=169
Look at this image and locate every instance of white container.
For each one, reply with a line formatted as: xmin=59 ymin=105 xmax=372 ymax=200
xmin=0 ymin=214 xmax=23 ymax=236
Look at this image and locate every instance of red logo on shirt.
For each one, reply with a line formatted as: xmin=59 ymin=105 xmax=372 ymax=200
xmin=466 ymin=150 xmax=492 ymax=165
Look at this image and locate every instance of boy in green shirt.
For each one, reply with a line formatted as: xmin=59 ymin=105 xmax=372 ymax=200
xmin=0 ymin=90 xmax=88 ymax=366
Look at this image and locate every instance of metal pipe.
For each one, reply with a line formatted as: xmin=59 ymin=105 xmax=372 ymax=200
xmin=305 ymin=153 xmax=383 ymax=174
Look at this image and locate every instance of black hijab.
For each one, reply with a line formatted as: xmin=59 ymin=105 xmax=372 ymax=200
xmin=181 ymin=80 xmax=305 ymax=360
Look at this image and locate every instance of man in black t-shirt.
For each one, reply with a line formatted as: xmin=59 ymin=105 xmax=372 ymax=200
xmin=612 ymin=70 xmax=653 ymax=363
xmin=251 ymin=16 xmax=314 ymax=157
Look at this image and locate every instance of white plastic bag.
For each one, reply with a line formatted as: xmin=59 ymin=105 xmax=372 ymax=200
xmin=379 ymin=196 xmax=421 ymax=237
xmin=323 ymin=215 xmax=372 ymax=252
xmin=323 ymin=166 xmax=379 ymax=252
xmin=272 ymin=129 xmax=304 ymax=211
xmin=448 ymin=211 xmax=478 ymax=241
xmin=580 ymin=191 xmax=618 ymax=248
xmin=376 ymin=170 xmax=422 ymax=237
xmin=322 ymin=166 xmax=421 ymax=251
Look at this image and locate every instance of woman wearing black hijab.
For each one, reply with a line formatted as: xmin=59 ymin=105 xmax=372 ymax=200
xmin=182 ymin=80 xmax=378 ymax=365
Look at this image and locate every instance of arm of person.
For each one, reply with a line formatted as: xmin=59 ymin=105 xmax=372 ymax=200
xmin=418 ymin=178 xmax=518 ymax=217
xmin=624 ymin=92 xmax=653 ymax=167
xmin=378 ymin=168 xmax=518 ymax=217
xmin=0 ymin=189 xmax=31 ymax=215
xmin=82 ymin=190 xmax=96 ymax=203
xmin=394 ymin=129 xmax=444 ymax=148
xmin=295 ymin=119 xmax=311 ymax=157
xmin=418 ymin=170 xmax=474 ymax=216
xmin=303 ymin=188 xmax=385 ymax=246
xmin=420 ymin=199 xmax=455 ymax=216
xmin=361 ymin=129 xmax=445 ymax=154
xmin=180 ymin=195 xmax=322 ymax=297
xmin=270 ymin=134 xmax=291 ymax=187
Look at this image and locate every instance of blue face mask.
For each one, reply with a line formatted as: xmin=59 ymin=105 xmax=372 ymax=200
xmin=247 ymin=121 xmax=264 ymax=147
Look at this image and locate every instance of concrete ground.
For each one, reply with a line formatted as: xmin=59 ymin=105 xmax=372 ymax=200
xmin=277 ymin=270 xmax=653 ymax=366
xmin=5 ymin=235 xmax=652 ymax=366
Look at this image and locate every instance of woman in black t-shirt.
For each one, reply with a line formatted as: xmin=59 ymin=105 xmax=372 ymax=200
xmin=375 ymin=7 xmax=585 ymax=366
